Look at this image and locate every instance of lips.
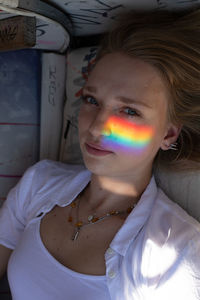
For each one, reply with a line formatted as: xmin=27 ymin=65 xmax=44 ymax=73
xmin=86 ymin=142 xmax=111 ymax=152
xmin=85 ymin=142 xmax=113 ymax=156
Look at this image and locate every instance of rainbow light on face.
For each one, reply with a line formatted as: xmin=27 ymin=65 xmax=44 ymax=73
xmin=101 ymin=116 xmax=154 ymax=152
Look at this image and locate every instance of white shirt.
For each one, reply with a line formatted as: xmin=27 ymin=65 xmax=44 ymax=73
xmin=0 ymin=159 xmax=200 ymax=300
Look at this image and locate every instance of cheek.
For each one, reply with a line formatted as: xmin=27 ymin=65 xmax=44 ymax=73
xmin=78 ymin=107 xmax=83 ymax=127
xmin=78 ymin=106 xmax=88 ymax=128
xmin=101 ymin=137 xmax=153 ymax=156
xmin=101 ymin=116 xmax=155 ymax=155
xmin=78 ymin=106 xmax=93 ymax=138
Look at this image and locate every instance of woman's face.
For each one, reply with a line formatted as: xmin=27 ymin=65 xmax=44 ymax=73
xmin=78 ymin=52 xmax=179 ymax=177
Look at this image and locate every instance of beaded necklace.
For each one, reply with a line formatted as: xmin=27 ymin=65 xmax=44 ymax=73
xmin=68 ymin=195 xmax=136 ymax=241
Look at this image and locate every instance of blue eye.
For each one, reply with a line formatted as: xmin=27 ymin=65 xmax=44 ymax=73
xmin=123 ymin=107 xmax=139 ymax=117
xmin=82 ymin=95 xmax=98 ymax=106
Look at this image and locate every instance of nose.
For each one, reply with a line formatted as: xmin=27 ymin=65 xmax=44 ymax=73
xmin=88 ymin=109 xmax=111 ymax=139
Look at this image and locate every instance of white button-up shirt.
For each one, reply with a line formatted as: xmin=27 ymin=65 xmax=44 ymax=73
xmin=0 ymin=159 xmax=200 ymax=300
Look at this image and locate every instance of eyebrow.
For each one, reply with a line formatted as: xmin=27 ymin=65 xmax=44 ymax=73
xmin=83 ymin=86 xmax=152 ymax=109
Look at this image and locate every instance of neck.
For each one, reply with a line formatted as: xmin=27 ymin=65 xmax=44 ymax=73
xmin=82 ymin=168 xmax=152 ymax=214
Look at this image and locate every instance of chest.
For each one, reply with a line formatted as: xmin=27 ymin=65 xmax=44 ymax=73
xmin=39 ymin=205 xmax=124 ymax=275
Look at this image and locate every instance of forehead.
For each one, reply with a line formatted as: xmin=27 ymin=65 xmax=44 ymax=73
xmin=86 ymin=53 xmax=169 ymax=108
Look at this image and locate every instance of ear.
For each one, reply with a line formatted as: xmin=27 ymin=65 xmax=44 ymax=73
xmin=160 ymin=123 xmax=182 ymax=151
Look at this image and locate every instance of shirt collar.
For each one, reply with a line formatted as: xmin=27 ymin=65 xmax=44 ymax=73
xmin=110 ymin=176 xmax=158 ymax=256
xmin=58 ymin=168 xmax=158 ymax=257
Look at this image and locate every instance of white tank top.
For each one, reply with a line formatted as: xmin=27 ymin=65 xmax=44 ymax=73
xmin=7 ymin=215 xmax=111 ymax=300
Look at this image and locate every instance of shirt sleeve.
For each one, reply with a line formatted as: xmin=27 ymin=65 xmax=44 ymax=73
xmin=0 ymin=163 xmax=38 ymax=250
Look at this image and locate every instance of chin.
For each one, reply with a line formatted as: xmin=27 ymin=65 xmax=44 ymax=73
xmin=82 ymin=156 xmax=105 ymax=173
xmin=82 ymin=154 xmax=114 ymax=176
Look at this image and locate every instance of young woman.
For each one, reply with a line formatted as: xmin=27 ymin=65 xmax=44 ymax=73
xmin=0 ymin=9 xmax=200 ymax=300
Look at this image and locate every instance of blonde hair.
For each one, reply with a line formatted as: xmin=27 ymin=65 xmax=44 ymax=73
xmin=97 ymin=9 xmax=200 ymax=171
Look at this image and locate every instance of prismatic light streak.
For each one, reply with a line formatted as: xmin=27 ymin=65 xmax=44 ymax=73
xmin=101 ymin=116 xmax=154 ymax=153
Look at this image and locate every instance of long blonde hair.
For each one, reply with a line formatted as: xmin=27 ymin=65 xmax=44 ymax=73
xmin=97 ymin=9 xmax=200 ymax=171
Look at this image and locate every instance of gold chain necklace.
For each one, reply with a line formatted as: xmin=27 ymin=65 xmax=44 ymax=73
xmin=68 ymin=196 xmax=136 ymax=241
